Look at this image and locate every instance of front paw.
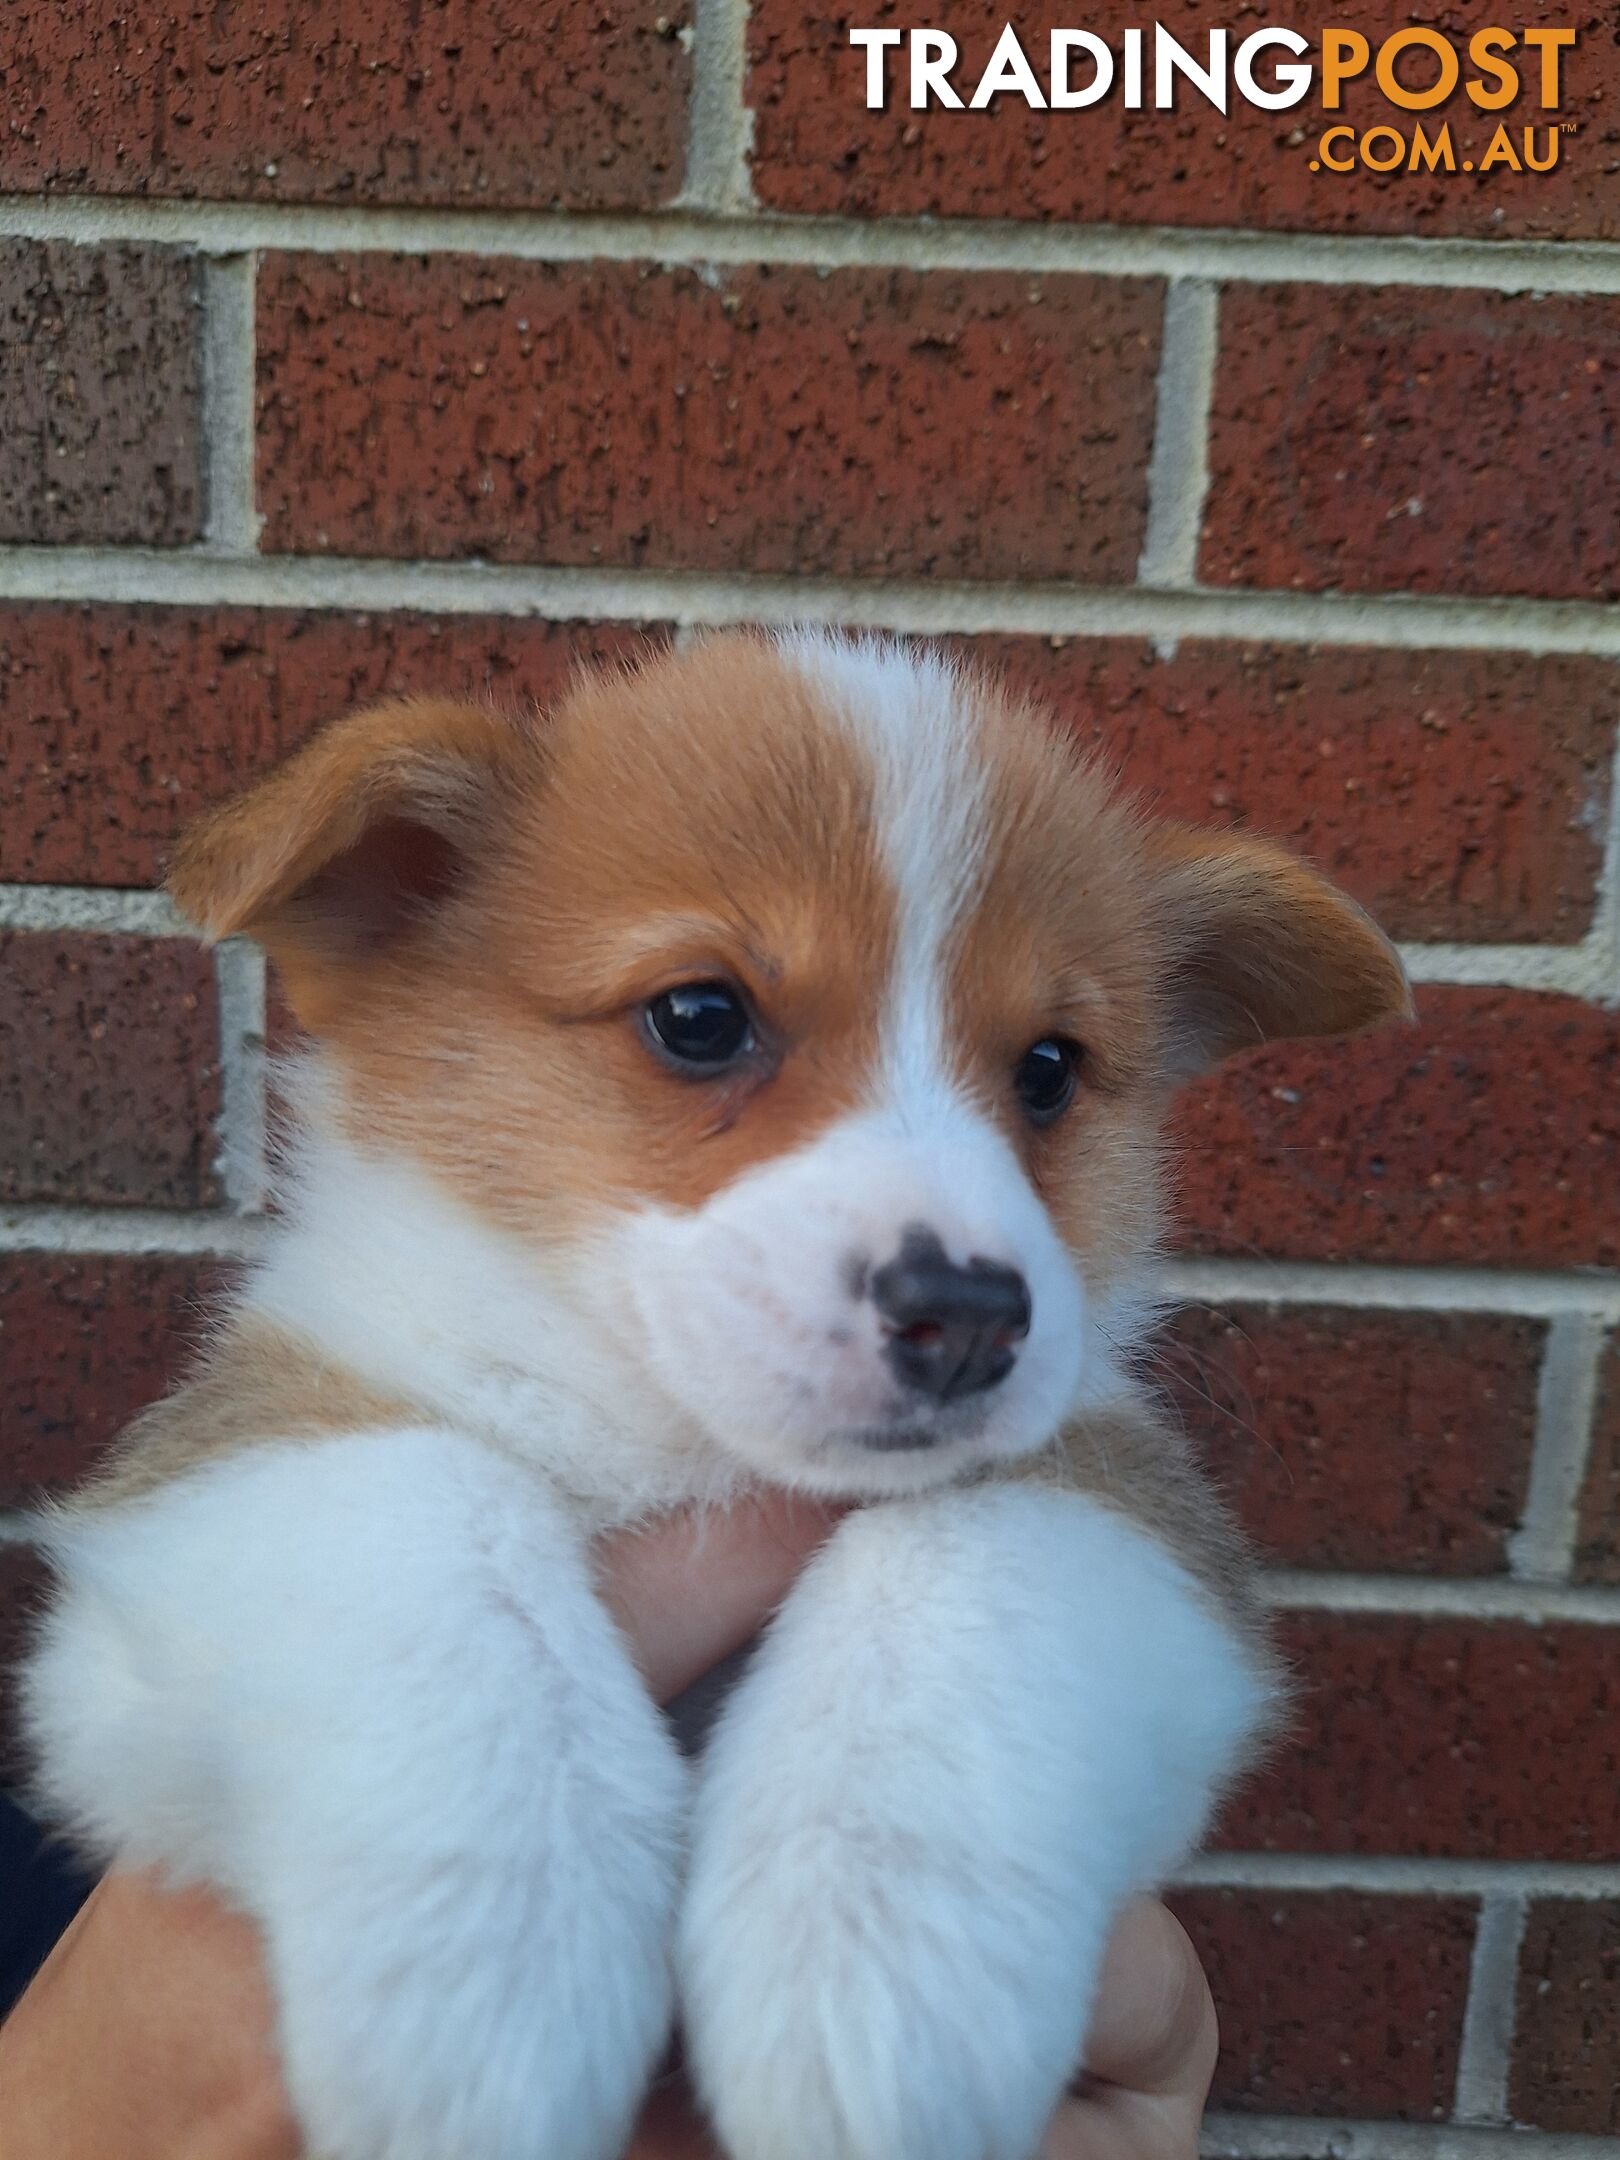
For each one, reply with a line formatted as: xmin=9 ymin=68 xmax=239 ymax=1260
xmin=679 ymin=1836 xmax=1104 ymax=2160
xmin=263 ymin=1839 xmax=679 ymax=2160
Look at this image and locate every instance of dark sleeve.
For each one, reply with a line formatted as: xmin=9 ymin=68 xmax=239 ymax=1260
xmin=0 ymin=1791 xmax=95 ymax=2019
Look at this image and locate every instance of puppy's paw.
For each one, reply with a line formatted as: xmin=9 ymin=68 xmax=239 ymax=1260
xmin=675 ymin=1489 xmax=1270 ymax=2160
xmin=679 ymin=1831 xmax=1103 ymax=2160
xmin=25 ymin=1430 xmax=695 ymax=2160
xmin=267 ymin=1849 xmax=678 ymax=2160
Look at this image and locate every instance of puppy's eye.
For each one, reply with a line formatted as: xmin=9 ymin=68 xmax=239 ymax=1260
xmin=1014 ymin=1036 xmax=1082 ymax=1124
xmin=643 ymin=982 xmax=755 ymax=1071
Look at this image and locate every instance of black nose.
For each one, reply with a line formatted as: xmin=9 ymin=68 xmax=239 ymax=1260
xmin=869 ymin=1229 xmax=1031 ymax=1404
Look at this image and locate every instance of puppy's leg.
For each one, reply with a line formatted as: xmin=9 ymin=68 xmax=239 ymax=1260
xmin=24 ymin=1429 xmax=686 ymax=2160
xmin=679 ymin=1486 xmax=1272 ymax=2160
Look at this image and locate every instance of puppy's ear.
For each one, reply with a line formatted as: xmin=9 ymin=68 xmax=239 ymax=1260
xmin=169 ymin=698 xmax=536 ymax=1026
xmin=1146 ymin=824 xmax=1414 ymax=1080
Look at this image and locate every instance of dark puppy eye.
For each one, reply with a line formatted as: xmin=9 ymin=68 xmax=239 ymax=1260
xmin=1014 ymin=1036 xmax=1082 ymax=1124
xmin=643 ymin=982 xmax=755 ymax=1071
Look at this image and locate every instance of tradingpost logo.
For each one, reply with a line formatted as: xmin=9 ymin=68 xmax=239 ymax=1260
xmin=850 ymin=24 xmax=1580 ymax=179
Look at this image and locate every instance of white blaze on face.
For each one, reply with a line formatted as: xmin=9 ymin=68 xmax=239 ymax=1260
xmin=786 ymin=632 xmax=990 ymax=1113
xmin=616 ymin=634 xmax=1089 ymax=1496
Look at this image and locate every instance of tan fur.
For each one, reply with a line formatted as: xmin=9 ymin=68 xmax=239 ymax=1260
xmin=1144 ymin=820 xmax=1415 ymax=1069
xmin=82 ymin=1321 xmax=427 ymax=1509
xmin=1007 ymin=1402 xmax=1262 ymax=1636
xmin=183 ymin=646 xmax=902 ymax=1242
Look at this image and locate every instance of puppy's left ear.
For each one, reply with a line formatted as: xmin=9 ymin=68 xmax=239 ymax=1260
xmin=1146 ymin=824 xmax=1414 ymax=1080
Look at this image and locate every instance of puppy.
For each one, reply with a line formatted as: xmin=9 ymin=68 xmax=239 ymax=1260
xmin=22 ymin=631 xmax=1409 ymax=2160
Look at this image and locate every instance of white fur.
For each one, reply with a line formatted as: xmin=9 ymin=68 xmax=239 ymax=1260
xmin=776 ymin=629 xmax=992 ymax=1107
xmin=247 ymin=1074 xmax=736 ymax=1524
xmin=680 ymin=1487 xmax=1270 ymax=2160
xmin=26 ymin=1432 xmax=687 ymax=2160
xmin=613 ymin=1100 xmax=1093 ymax=1498
xmin=253 ymin=1061 xmax=1105 ymax=1517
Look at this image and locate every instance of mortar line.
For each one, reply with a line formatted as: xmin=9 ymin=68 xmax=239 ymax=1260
xmin=198 ymin=253 xmax=261 ymax=554
xmin=211 ymin=937 xmax=269 ymax=1215
xmin=1261 ymin=1569 xmax=1620 ymax=1624
xmin=1137 ymin=279 xmax=1216 ymax=593
xmin=1181 ymin=1853 xmax=1620 ymax=1900
xmin=0 ymin=1206 xmax=267 ymax=1258
xmin=8 ymin=193 xmax=1620 ymax=295
xmin=0 ymin=885 xmax=188 ymax=934
xmin=1586 ymin=721 xmax=1620 ymax=994
xmin=1160 ymin=1257 xmax=1620 ymax=1322
xmin=1202 ymin=2114 xmax=1616 ymax=2160
xmin=1509 ymin=1315 xmax=1608 ymax=1583
xmin=1400 ymin=939 xmax=1617 ymax=1004
xmin=0 ymin=1195 xmax=1612 ymax=1320
xmin=2 ymin=1495 xmax=1613 ymax=1626
xmin=1453 ymin=1893 xmax=1529 ymax=2127
xmin=5 ymin=549 xmax=1620 ymax=658
xmin=0 ymin=879 xmax=1610 ymax=1000
xmin=677 ymin=0 xmax=754 ymax=215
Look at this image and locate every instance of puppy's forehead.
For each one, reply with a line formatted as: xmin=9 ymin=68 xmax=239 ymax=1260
xmin=529 ymin=634 xmax=1006 ymax=899
xmin=780 ymin=630 xmax=993 ymax=933
xmin=505 ymin=632 xmax=1134 ymax=1050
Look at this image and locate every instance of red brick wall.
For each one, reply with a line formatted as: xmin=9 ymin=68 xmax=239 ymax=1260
xmin=1 ymin=6 xmax=1617 ymax=2145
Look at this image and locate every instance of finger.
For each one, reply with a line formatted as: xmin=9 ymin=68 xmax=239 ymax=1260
xmin=596 ymin=1492 xmax=842 ymax=1704
xmin=1045 ymin=2093 xmax=1128 ymax=2160
xmin=1042 ymin=2084 xmax=1205 ymax=2160
xmin=1081 ymin=1899 xmax=1219 ymax=2101
xmin=1046 ymin=1905 xmax=1217 ymax=2160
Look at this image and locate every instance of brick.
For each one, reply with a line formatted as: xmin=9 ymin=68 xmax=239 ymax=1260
xmin=1575 ymin=1334 xmax=1620 ymax=1584
xmin=1512 ymin=1899 xmax=1620 ymax=2132
xmin=0 ymin=2 xmax=691 ymax=211
xmin=1162 ymin=1305 xmax=1540 ymax=1573
xmin=0 ymin=241 xmax=202 ymax=547
xmin=0 ymin=1254 xmax=228 ymax=1506
xmin=964 ymin=636 xmax=1614 ymax=945
xmin=1173 ymin=987 xmax=1620 ymax=1270
xmin=749 ymin=1 xmax=1620 ymax=243
xmin=1202 ymin=285 xmax=1620 ymax=603
xmin=1219 ymin=1613 xmax=1620 ymax=1861
xmin=255 ymin=256 xmax=1161 ymax=581
xmin=1171 ymin=1889 xmax=1475 ymax=2120
xmin=0 ymin=933 xmax=222 ymax=1209
xmin=0 ymin=606 xmax=669 ymax=890
xmin=8 ymin=612 xmax=1609 ymax=937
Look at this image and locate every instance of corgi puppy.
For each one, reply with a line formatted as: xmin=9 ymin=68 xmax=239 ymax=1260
xmin=22 ymin=631 xmax=1410 ymax=2160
